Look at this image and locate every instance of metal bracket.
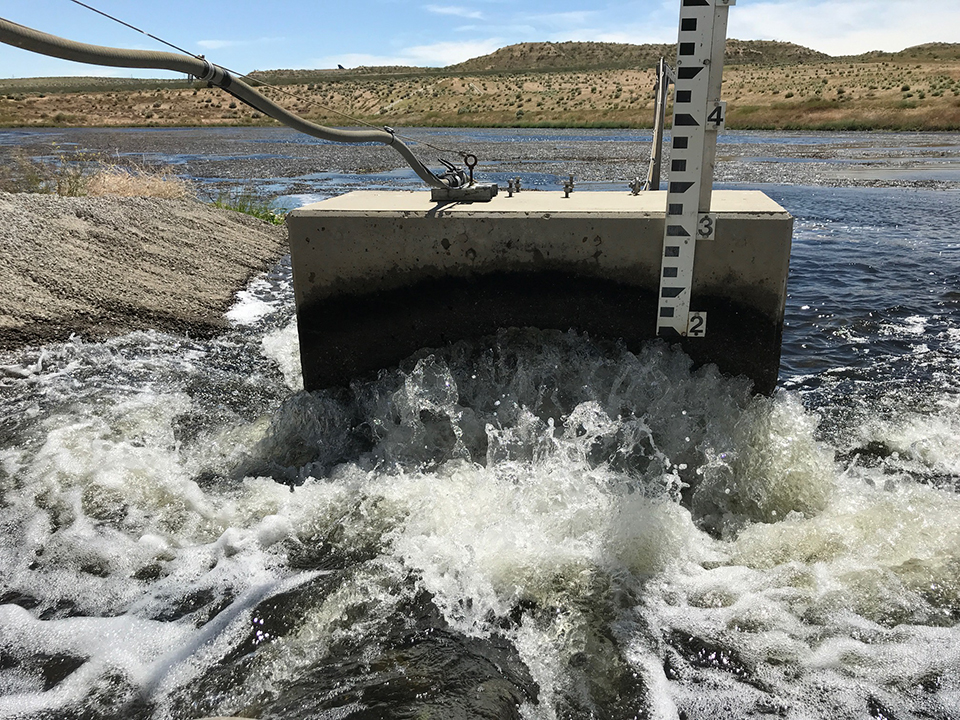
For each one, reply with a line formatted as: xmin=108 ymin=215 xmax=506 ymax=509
xmin=431 ymin=153 xmax=499 ymax=202
xmin=431 ymin=183 xmax=499 ymax=203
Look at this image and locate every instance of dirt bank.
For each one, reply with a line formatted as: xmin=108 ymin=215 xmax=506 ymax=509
xmin=0 ymin=192 xmax=288 ymax=350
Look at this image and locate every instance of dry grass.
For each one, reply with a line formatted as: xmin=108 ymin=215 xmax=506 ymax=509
xmin=0 ymin=150 xmax=193 ymax=199
xmin=83 ymin=164 xmax=193 ymax=199
xmin=0 ymin=149 xmax=287 ymax=224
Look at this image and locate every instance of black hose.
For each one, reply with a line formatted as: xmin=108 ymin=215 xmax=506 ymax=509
xmin=0 ymin=16 xmax=448 ymax=188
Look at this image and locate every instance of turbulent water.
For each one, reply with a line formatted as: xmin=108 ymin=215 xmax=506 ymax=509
xmin=1 ymin=129 xmax=960 ymax=720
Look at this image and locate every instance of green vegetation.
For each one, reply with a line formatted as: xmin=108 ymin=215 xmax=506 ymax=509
xmin=210 ymin=187 xmax=287 ymax=225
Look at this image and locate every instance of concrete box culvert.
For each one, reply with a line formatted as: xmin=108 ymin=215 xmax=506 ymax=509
xmin=287 ymin=189 xmax=792 ymax=395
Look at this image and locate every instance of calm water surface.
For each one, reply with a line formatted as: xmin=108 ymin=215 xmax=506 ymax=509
xmin=0 ymin=128 xmax=959 ymax=719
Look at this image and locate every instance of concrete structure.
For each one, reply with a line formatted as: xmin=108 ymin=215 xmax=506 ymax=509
xmin=286 ymin=189 xmax=792 ymax=395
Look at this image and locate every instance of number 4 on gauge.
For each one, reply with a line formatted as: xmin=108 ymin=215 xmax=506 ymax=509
xmin=707 ymin=102 xmax=726 ymax=130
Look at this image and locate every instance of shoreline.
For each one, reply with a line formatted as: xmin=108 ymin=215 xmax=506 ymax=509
xmin=2 ymin=114 xmax=959 ymax=133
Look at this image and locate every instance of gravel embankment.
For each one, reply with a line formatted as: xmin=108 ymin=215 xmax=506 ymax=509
xmin=0 ymin=192 xmax=287 ymax=349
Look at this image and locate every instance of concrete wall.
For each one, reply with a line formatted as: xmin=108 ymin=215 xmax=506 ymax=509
xmin=287 ymin=189 xmax=792 ymax=394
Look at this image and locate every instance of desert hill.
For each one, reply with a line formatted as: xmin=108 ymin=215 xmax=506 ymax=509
xmin=448 ymin=40 xmax=831 ymax=73
xmin=1 ymin=40 xmax=958 ymax=131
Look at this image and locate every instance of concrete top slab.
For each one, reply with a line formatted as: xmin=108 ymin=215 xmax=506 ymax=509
xmin=294 ymin=189 xmax=789 ymax=218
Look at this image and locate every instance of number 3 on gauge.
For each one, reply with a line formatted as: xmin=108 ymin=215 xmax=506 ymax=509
xmin=687 ymin=311 xmax=707 ymax=337
xmin=697 ymin=213 xmax=717 ymax=240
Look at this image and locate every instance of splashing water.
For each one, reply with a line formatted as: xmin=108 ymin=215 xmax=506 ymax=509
xmin=1 ymin=128 xmax=959 ymax=719
xmin=2 ymin=307 xmax=958 ymax=720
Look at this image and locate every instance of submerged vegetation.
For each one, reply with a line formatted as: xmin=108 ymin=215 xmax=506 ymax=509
xmin=210 ymin=187 xmax=287 ymax=225
xmin=1 ymin=40 xmax=959 ymax=131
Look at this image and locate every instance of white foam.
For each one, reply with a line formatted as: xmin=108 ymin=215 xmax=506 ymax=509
xmin=859 ymin=395 xmax=960 ymax=477
xmin=225 ymin=276 xmax=278 ymax=326
xmin=0 ymin=605 xmax=194 ymax=716
xmin=261 ymin=318 xmax=303 ymax=391
xmin=881 ymin=314 xmax=930 ymax=337
xmin=2 ymin=329 xmax=960 ymax=718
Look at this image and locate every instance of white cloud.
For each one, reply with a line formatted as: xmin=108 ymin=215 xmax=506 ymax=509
xmin=211 ymin=0 xmax=958 ymax=74
xmin=197 ymin=40 xmax=236 ymax=50
xmin=424 ymin=5 xmax=484 ymax=20
xmin=728 ymin=0 xmax=960 ymax=55
xmin=196 ymin=37 xmax=283 ymax=52
xmin=312 ymin=38 xmax=504 ymax=69
xmin=430 ymin=1 xmax=955 ymax=55
xmin=546 ymin=20 xmax=677 ymax=46
xmin=475 ymin=7 xmax=675 ymax=45
xmin=447 ymin=22 xmax=540 ymax=37
xmin=518 ymin=10 xmax=600 ymax=34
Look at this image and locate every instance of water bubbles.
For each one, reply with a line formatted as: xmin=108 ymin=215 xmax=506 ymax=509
xmin=2 ymin=282 xmax=959 ymax=719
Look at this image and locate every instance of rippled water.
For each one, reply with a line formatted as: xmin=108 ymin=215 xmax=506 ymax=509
xmin=1 ymin=129 xmax=959 ymax=719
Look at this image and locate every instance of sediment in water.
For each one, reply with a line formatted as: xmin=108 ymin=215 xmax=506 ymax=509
xmin=0 ymin=192 xmax=287 ymax=350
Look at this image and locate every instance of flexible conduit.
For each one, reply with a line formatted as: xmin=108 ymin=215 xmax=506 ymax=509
xmin=0 ymin=16 xmax=449 ymax=188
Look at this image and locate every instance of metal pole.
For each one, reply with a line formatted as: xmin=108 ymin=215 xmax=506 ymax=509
xmin=645 ymin=57 xmax=670 ymax=191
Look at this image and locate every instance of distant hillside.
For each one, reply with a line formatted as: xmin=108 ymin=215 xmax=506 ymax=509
xmin=248 ymin=66 xmax=442 ymax=85
xmin=2 ymin=39 xmax=958 ymax=131
xmin=0 ymin=75 xmax=193 ymax=95
xmin=448 ymin=41 xmax=673 ymax=73
xmin=449 ymin=40 xmax=831 ymax=73
xmin=252 ymin=41 xmax=959 ymax=80
xmin=724 ymin=40 xmax=832 ymax=65
xmin=851 ymin=42 xmax=960 ymax=62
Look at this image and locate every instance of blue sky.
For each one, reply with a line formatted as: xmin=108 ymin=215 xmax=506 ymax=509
xmin=1 ymin=0 xmax=959 ymax=79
